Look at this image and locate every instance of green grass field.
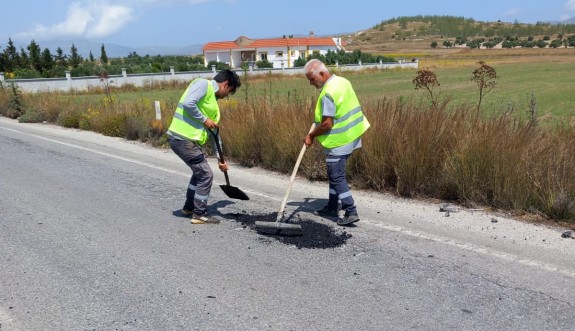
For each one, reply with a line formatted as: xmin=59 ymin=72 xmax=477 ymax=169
xmin=252 ymin=62 xmax=575 ymax=126
xmin=71 ymin=60 xmax=574 ymax=128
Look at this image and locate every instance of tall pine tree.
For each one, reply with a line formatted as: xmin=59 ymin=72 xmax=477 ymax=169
xmin=41 ymin=48 xmax=54 ymax=74
xmin=100 ymin=44 xmax=108 ymax=65
xmin=27 ymin=40 xmax=42 ymax=72
xmin=3 ymin=39 xmax=19 ymax=72
xmin=69 ymin=44 xmax=82 ymax=68
xmin=54 ymin=47 xmax=67 ymax=67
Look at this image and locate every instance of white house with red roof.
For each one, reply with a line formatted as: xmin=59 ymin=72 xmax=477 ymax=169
xmin=202 ymin=34 xmax=346 ymax=69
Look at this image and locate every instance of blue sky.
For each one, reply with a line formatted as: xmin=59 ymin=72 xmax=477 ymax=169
xmin=2 ymin=0 xmax=575 ymax=48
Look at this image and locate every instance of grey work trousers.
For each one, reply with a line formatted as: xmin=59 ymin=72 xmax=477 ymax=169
xmin=325 ymin=154 xmax=358 ymax=216
xmin=168 ymin=137 xmax=213 ymax=216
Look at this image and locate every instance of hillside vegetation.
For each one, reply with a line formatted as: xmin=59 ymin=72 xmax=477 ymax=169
xmin=343 ymin=15 xmax=575 ymax=58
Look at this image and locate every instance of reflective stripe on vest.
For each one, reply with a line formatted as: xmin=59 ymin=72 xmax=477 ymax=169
xmin=314 ymin=75 xmax=370 ymax=148
xmin=167 ymin=79 xmax=220 ymax=145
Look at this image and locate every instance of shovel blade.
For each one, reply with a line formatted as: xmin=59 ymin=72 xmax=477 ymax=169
xmin=220 ymin=184 xmax=249 ymax=200
xmin=254 ymin=221 xmax=303 ymax=236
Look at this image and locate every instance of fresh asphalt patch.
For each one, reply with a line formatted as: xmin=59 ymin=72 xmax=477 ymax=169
xmin=217 ymin=211 xmax=353 ymax=249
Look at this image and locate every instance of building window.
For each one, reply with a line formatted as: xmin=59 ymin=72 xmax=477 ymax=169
xmin=276 ymin=51 xmax=283 ymax=57
xmin=260 ymin=52 xmax=268 ymax=60
xmin=290 ymin=50 xmax=297 ymax=57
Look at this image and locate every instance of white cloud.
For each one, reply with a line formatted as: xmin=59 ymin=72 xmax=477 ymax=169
xmin=121 ymin=0 xmax=211 ymax=5
xmin=86 ymin=5 xmax=134 ymax=38
xmin=12 ymin=0 xmax=221 ymax=42
xmin=16 ymin=2 xmax=134 ymax=41
xmin=567 ymin=0 xmax=575 ymax=11
xmin=503 ymin=8 xmax=521 ymax=17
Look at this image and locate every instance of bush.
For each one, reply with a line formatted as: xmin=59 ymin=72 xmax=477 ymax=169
xmin=17 ymin=107 xmax=48 ymax=123
xmin=207 ymin=61 xmax=230 ymax=71
xmin=94 ymin=113 xmax=128 ymax=137
xmin=124 ymin=116 xmax=150 ymax=141
xmin=256 ymin=59 xmax=273 ymax=69
xmin=12 ymin=68 xmax=42 ymax=79
xmin=7 ymin=83 xmax=25 ymax=119
xmin=57 ymin=110 xmax=80 ymax=128
xmin=293 ymin=57 xmax=307 ymax=67
xmin=0 ymin=82 xmax=10 ymax=116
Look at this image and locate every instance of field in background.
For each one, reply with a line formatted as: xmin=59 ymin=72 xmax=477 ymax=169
xmin=240 ymin=54 xmax=575 ymax=126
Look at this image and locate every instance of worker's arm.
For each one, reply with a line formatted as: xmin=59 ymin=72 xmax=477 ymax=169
xmin=305 ymin=116 xmax=333 ymax=147
xmin=181 ymin=80 xmax=209 ymax=124
xmin=304 ymin=93 xmax=335 ymax=147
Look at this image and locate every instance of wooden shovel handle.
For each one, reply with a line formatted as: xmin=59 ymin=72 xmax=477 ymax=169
xmin=277 ymin=124 xmax=315 ymax=221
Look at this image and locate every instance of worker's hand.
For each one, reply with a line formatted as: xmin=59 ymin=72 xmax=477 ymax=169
xmin=304 ymin=134 xmax=314 ymax=147
xmin=203 ymin=118 xmax=217 ymax=129
xmin=218 ymin=161 xmax=229 ymax=172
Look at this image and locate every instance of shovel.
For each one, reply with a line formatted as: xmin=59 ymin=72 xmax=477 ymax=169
xmin=207 ymin=128 xmax=249 ymax=201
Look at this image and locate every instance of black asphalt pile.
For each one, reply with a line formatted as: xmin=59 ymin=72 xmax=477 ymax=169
xmin=227 ymin=212 xmax=353 ymax=249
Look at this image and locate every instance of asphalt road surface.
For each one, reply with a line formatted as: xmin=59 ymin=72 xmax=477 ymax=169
xmin=1 ymin=117 xmax=574 ymax=331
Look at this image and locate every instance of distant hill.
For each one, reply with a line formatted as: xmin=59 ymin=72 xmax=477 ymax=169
xmin=341 ymin=15 xmax=575 ymax=53
xmin=0 ymin=39 xmax=203 ymax=58
xmin=563 ymin=16 xmax=575 ymax=24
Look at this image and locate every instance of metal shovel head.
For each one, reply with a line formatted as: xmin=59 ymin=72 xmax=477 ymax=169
xmin=220 ymin=184 xmax=249 ymax=200
xmin=254 ymin=221 xmax=302 ymax=231
xmin=254 ymin=221 xmax=303 ymax=236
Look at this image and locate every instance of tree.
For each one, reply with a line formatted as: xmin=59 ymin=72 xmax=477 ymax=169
xmin=471 ymin=61 xmax=497 ymax=114
xmin=430 ymin=41 xmax=438 ymax=48
xmin=100 ymin=44 xmax=108 ymax=65
xmin=535 ymin=40 xmax=547 ymax=48
xmin=0 ymin=47 xmax=5 ymax=72
xmin=69 ymin=44 xmax=83 ymax=68
xmin=54 ymin=47 xmax=67 ymax=67
xmin=3 ymin=38 xmax=19 ymax=72
xmin=40 ymin=48 xmax=54 ymax=74
xmin=19 ymin=47 xmax=29 ymax=69
xmin=27 ymin=40 xmax=42 ymax=71
xmin=549 ymin=39 xmax=563 ymax=48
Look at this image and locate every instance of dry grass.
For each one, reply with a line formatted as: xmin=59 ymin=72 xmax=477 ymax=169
xmin=217 ymin=89 xmax=575 ymax=223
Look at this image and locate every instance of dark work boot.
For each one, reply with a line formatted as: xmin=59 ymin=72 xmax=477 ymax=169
xmin=337 ymin=214 xmax=360 ymax=226
xmin=314 ymin=206 xmax=338 ymax=217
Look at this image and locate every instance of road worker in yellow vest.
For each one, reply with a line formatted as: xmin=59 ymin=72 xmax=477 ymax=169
xmin=303 ymin=59 xmax=370 ymax=226
xmin=167 ymin=69 xmax=241 ymax=224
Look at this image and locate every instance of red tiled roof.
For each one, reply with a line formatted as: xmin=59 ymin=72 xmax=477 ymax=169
xmin=202 ymin=37 xmax=345 ymax=51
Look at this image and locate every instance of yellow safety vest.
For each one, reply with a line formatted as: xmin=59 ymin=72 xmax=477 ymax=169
xmin=167 ymin=79 xmax=220 ymax=145
xmin=314 ymin=75 xmax=370 ymax=148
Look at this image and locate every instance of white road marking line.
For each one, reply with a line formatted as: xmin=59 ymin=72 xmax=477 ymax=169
xmin=368 ymin=221 xmax=575 ymax=279
xmin=2 ymin=126 xmax=278 ymax=201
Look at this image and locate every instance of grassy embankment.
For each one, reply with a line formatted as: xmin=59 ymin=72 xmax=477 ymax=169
xmin=1 ymin=54 xmax=574 ymax=224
